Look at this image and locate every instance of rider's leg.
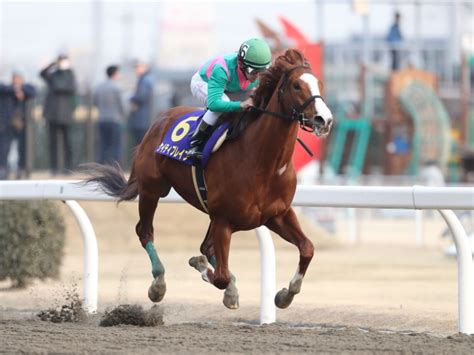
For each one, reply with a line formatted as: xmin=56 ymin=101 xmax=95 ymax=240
xmin=187 ymin=111 xmax=219 ymax=159
xmin=188 ymin=72 xmax=231 ymax=160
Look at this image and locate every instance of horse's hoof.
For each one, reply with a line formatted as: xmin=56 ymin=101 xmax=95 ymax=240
xmin=148 ymin=274 xmax=166 ymax=303
xmin=223 ymin=284 xmax=239 ymax=310
xmin=223 ymin=293 xmax=239 ymax=309
xmin=274 ymin=288 xmax=294 ymax=309
xmin=188 ymin=255 xmax=207 ymax=270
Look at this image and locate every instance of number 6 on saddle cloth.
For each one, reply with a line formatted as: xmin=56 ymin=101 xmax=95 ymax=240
xmin=155 ymin=109 xmax=232 ymax=212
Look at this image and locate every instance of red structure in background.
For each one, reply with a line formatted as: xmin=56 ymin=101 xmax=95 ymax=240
xmin=277 ymin=17 xmax=324 ymax=171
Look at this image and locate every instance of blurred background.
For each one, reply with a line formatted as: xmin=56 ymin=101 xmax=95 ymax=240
xmin=0 ymin=0 xmax=473 ymax=186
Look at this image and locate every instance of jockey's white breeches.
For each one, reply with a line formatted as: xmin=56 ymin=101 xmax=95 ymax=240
xmin=190 ymin=72 xmax=230 ymax=126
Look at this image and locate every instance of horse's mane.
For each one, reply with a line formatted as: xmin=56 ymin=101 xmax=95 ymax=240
xmin=222 ymin=49 xmax=310 ymax=140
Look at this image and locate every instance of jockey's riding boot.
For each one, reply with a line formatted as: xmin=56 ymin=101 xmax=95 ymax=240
xmin=187 ymin=120 xmax=213 ymax=160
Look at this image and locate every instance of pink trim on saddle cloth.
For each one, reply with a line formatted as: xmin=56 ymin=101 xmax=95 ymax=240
xmin=204 ymin=56 xmax=230 ymax=80
xmin=236 ymin=62 xmax=251 ymax=90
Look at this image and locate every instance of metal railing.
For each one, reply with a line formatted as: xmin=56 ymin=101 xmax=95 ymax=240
xmin=0 ymin=180 xmax=473 ymax=333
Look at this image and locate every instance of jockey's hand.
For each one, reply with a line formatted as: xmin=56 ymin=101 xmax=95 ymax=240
xmin=240 ymin=97 xmax=254 ymax=109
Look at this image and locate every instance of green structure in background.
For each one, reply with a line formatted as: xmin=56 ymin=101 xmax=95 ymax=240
xmin=399 ymin=81 xmax=451 ymax=176
xmin=326 ymin=76 xmax=454 ymax=181
xmin=327 ymin=110 xmax=371 ymax=180
xmin=326 ymin=70 xmax=386 ymax=180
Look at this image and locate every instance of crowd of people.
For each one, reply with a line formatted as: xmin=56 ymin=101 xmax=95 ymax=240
xmin=0 ymin=10 xmax=408 ymax=179
xmin=0 ymin=37 xmax=275 ymax=178
xmin=0 ymin=55 xmax=155 ymax=179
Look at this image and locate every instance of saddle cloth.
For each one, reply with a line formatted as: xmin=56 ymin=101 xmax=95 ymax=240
xmin=155 ymin=110 xmax=230 ymax=167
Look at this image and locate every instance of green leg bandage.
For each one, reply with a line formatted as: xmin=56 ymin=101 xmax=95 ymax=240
xmin=207 ymin=255 xmax=217 ymax=269
xmin=145 ymin=241 xmax=165 ymax=279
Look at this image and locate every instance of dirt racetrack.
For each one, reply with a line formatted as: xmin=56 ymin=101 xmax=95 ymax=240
xmin=1 ymin=193 xmax=474 ymax=353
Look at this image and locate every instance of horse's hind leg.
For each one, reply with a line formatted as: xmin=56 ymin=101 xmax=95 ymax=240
xmin=136 ymin=185 xmax=169 ymax=303
xmin=265 ymin=207 xmax=314 ymax=309
xmin=189 ymin=221 xmax=239 ymax=309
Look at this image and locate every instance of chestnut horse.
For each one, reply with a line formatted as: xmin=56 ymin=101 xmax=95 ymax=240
xmin=84 ymin=49 xmax=333 ymax=310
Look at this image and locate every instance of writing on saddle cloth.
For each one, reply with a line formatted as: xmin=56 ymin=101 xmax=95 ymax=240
xmin=155 ymin=110 xmax=230 ymax=167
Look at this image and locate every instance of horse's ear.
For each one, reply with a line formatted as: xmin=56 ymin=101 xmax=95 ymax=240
xmin=283 ymin=48 xmax=294 ymax=57
xmin=282 ymin=48 xmax=306 ymax=66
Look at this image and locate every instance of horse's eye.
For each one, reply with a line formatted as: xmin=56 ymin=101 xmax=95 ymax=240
xmin=293 ymin=83 xmax=301 ymax=91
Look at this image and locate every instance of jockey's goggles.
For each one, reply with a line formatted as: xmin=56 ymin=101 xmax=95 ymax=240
xmin=245 ymin=65 xmax=268 ymax=75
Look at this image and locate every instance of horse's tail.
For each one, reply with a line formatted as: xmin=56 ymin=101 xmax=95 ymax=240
xmin=81 ymin=162 xmax=138 ymax=202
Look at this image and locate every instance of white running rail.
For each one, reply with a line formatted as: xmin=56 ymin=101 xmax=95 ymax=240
xmin=0 ymin=181 xmax=473 ymax=333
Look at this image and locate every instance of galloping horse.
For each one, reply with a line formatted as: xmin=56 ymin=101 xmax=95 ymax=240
xmin=85 ymin=49 xmax=333 ymax=310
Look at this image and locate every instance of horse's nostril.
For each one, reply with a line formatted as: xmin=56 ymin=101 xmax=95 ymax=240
xmin=314 ymin=116 xmax=325 ymax=126
xmin=327 ymin=117 xmax=333 ymax=126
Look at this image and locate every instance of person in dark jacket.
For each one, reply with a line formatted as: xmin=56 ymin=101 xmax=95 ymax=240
xmin=40 ymin=54 xmax=77 ymax=175
xmin=93 ymin=65 xmax=125 ymax=164
xmin=0 ymin=73 xmax=36 ymax=179
xmin=386 ymin=12 xmax=403 ymax=71
xmin=128 ymin=60 xmax=154 ymax=147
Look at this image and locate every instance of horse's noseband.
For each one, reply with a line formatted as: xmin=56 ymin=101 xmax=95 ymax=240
xmin=291 ymin=94 xmax=323 ymax=132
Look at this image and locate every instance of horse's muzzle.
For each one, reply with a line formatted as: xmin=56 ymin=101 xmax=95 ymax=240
xmin=313 ymin=116 xmax=333 ymax=137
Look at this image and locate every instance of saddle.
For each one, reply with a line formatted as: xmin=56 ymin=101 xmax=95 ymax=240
xmin=155 ymin=110 xmax=231 ymax=168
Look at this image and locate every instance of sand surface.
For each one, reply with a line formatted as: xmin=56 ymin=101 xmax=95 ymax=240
xmin=1 ymin=195 xmax=474 ymax=353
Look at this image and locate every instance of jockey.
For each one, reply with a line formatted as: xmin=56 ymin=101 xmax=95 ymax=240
xmin=188 ymin=38 xmax=272 ymax=160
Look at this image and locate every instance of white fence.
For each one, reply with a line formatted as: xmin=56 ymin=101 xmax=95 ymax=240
xmin=0 ymin=181 xmax=473 ymax=334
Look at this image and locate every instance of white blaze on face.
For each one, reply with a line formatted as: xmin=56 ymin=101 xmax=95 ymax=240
xmin=300 ymin=73 xmax=333 ymax=124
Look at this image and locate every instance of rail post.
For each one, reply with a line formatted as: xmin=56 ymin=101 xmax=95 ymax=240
xmin=64 ymin=200 xmax=98 ymax=313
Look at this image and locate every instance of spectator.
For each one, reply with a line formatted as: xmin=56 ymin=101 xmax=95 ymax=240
xmin=386 ymin=12 xmax=403 ymax=71
xmin=93 ymin=65 xmax=125 ymax=164
xmin=0 ymin=72 xmax=36 ymax=179
xmin=40 ymin=54 xmax=77 ymax=175
xmin=128 ymin=60 xmax=154 ymax=147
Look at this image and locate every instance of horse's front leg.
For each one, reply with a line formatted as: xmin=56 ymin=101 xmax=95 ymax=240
xmin=189 ymin=221 xmax=239 ymax=309
xmin=188 ymin=218 xmax=232 ymax=289
xmin=265 ymin=207 xmax=314 ymax=309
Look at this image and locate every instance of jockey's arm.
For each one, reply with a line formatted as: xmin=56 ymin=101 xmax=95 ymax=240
xmin=207 ymin=68 xmax=242 ymax=112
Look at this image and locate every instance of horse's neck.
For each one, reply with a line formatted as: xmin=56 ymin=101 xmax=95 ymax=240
xmin=242 ymin=92 xmax=299 ymax=172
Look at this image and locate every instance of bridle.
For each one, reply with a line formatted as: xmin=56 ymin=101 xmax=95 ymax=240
xmin=251 ymin=65 xmax=325 ymax=133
